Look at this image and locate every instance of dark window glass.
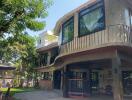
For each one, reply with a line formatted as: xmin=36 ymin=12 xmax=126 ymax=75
xmin=43 ymin=72 xmax=50 ymax=80
xmin=131 ymin=16 xmax=132 ymax=26
xmin=62 ymin=17 xmax=74 ymax=44
xmin=40 ymin=53 xmax=48 ymax=66
xmin=50 ymin=47 xmax=58 ymax=64
xmin=131 ymin=12 xmax=132 ymax=27
xmin=79 ymin=2 xmax=105 ymax=36
xmin=125 ymin=9 xmax=130 ymax=26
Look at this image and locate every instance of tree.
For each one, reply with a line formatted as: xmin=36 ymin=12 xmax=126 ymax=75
xmin=0 ymin=0 xmax=53 ymax=87
xmin=0 ymin=0 xmax=52 ymax=36
xmin=12 ymin=34 xmax=38 ymax=87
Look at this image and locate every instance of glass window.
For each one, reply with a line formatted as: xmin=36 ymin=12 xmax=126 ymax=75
xmin=50 ymin=47 xmax=58 ymax=64
xmin=130 ymin=12 xmax=132 ymax=27
xmin=58 ymin=29 xmax=62 ymax=45
xmin=40 ymin=53 xmax=48 ymax=66
xmin=79 ymin=2 xmax=105 ymax=36
xmin=43 ymin=72 xmax=50 ymax=80
xmin=125 ymin=9 xmax=130 ymax=26
xmin=62 ymin=17 xmax=74 ymax=44
xmin=131 ymin=15 xmax=132 ymax=26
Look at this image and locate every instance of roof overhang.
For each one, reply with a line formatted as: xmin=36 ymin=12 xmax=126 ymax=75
xmin=34 ymin=63 xmax=56 ymax=72
xmin=37 ymin=42 xmax=58 ymax=53
xmin=0 ymin=65 xmax=16 ymax=70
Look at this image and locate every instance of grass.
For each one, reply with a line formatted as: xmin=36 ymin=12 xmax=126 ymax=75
xmin=0 ymin=87 xmax=36 ymax=96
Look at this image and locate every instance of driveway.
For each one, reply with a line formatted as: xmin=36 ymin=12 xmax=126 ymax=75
xmin=14 ymin=90 xmax=131 ymax=100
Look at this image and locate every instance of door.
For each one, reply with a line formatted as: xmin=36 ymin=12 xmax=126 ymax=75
xmin=90 ymin=70 xmax=99 ymax=95
xmin=122 ymin=71 xmax=132 ymax=95
xmin=53 ymin=70 xmax=61 ymax=89
xmin=68 ymin=71 xmax=90 ymax=97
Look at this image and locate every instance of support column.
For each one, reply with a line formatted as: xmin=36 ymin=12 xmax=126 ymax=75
xmin=74 ymin=12 xmax=78 ymax=38
xmin=61 ymin=70 xmax=63 ymax=90
xmin=63 ymin=66 xmax=68 ymax=97
xmin=112 ymin=54 xmax=123 ymax=100
xmin=47 ymin=51 xmax=51 ymax=65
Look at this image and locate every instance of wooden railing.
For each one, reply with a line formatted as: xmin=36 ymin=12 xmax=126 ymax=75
xmin=59 ymin=24 xmax=132 ymax=55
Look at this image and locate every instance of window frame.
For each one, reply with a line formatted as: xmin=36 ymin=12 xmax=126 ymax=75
xmin=43 ymin=72 xmax=50 ymax=80
xmin=62 ymin=16 xmax=74 ymax=44
xmin=39 ymin=52 xmax=48 ymax=66
xmin=78 ymin=0 xmax=106 ymax=37
xmin=129 ymin=9 xmax=132 ymax=28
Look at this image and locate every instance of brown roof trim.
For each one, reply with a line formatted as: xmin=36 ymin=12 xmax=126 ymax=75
xmin=37 ymin=42 xmax=58 ymax=52
xmin=34 ymin=63 xmax=56 ymax=72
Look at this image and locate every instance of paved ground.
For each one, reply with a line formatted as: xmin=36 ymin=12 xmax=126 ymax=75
xmin=14 ymin=90 xmax=131 ymax=100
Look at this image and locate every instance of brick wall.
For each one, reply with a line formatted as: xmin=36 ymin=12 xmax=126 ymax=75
xmin=39 ymin=80 xmax=53 ymax=90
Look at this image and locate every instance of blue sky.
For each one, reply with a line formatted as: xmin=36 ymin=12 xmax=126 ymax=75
xmin=29 ymin=0 xmax=88 ymax=36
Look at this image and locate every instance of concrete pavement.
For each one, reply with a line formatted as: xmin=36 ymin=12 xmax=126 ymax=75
xmin=14 ymin=90 xmax=131 ymax=100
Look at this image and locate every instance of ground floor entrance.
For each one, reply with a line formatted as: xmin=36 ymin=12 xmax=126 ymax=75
xmin=122 ymin=71 xmax=132 ymax=95
xmin=67 ymin=69 xmax=106 ymax=97
xmin=53 ymin=70 xmax=61 ymax=89
xmin=62 ymin=60 xmax=132 ymax=98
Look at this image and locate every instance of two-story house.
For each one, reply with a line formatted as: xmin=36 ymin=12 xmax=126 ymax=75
xmin=53 ymin=0 xmax=132 ymax=99
xmin=36 ymin=0 xmax=132 ymax=100
xmin=35 ymin=31 xmax=62 ymax=90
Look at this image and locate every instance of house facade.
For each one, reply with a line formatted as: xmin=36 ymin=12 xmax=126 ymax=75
xmin=35 ymin=31 xmax=61 ymax=90
xmin=36 ymin=0 xmax=132 ymax=100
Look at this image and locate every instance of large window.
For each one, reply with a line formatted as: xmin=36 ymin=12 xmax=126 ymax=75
xmin=50 ymin=47 xmax=58 ymax=64
xmin=40 ymin=53 xmax=48 ymax=66
xmin=131 ymin=15 xmax=132 ymax=27
xmin=79 ymin=1 xmax=105 ymax=36
xmin=62 ymin=17 xmax=74 ymax=44
xmin=125 ymin=9 xmax=131 ymax=26
xmin=41 ymin=72 xmax=51 ymax=80
xmin=130 ymin=10 xmax=132 ymax=27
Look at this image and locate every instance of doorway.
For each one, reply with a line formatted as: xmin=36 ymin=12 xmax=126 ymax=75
xmin=90 ymin=70 xmax=99 ymax=95
xmin=53 ymin=70 xmax=61 ymax=89
xmin=68 ymin=70 xmax=90 ymax=97
xmin=122 ymin=71 xmax=132 ymax=95
xmin=67 ymin=69 xmax=100 ymax=97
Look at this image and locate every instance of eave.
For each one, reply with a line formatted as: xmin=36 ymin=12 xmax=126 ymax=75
xmin=37 ymin=42 xmax=58 ymax=53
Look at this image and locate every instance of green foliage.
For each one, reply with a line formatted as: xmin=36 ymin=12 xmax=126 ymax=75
xmin=0 ymin=0 xmax=53 ymax=87
xmin=0 ymin=0 xmax=52 ymax=36
xmin=1 ymin=87 xmax=36 ymax=96
xmin=45 ymin=34 xmax=58 ymax=41
xmin=0 ymin=33 xmax=36 ymax=62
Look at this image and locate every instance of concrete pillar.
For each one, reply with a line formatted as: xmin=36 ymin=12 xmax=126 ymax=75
xmin=60 ymin=70 xmax=63 ymax=90
xmin=112 ymin=56 xmax=123 ymax=100
xmin=74 ymin=12 xmax=78 ymax=37
xmin=47 ymin=51 xmax=51 ymax=65
xmin=63 ymin=66 xmax=68 ymax=97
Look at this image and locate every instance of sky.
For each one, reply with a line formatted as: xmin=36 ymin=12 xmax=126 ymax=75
xmin=29 ymin=0 xmax=88 ymax=36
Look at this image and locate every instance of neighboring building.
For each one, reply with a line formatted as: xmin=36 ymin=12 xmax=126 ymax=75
xmin=36 ymin=0 xmax=132 ymax=100
xmin=35 ymin=31 xmax=60 ymax=90
xmin=0 ymin=64 xmax=15 ymax=87
xmin=37 ymin=31 xmax=58 ymax=48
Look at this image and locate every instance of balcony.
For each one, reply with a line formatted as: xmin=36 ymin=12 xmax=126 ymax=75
xmin=59 ymin=24 xmax=132 ymax=56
